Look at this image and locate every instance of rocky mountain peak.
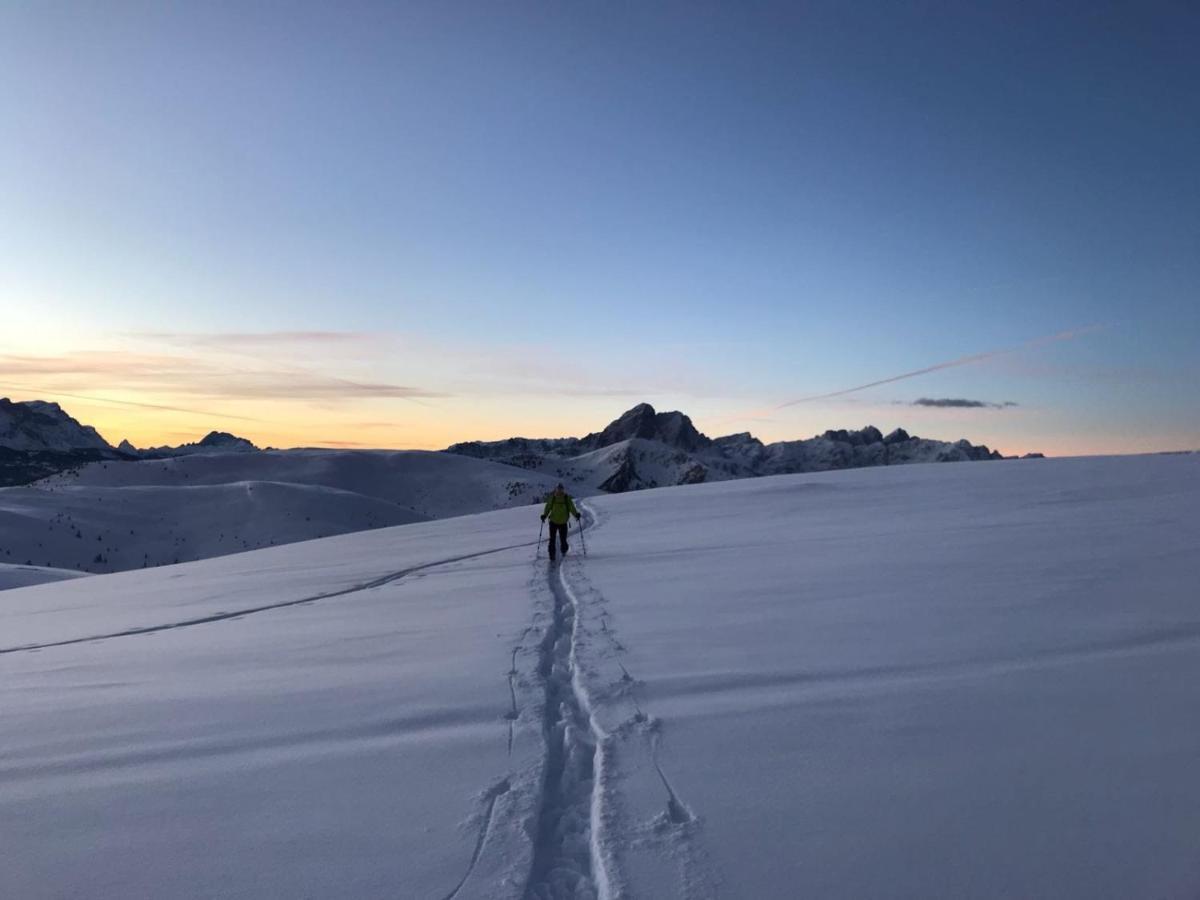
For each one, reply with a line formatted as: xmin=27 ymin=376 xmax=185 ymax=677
xmin=584 ymin=403 xmax=711 ymax=452
xmin=820 ymin=426 xmax=885 ymax=447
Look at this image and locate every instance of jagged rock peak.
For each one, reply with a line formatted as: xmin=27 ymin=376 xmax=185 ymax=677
xmin=586 ymin=403 xmax=711 ymax=452
xmin=820 ymin=425 xmax=884 ymax=447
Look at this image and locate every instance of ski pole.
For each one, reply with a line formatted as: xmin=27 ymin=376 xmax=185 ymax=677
xmin=576 ymin=515 xmax=587 ymax=557
xmin=535 ymin=519 xmax=544 ymax=559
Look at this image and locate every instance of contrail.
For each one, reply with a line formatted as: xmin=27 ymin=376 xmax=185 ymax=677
xmin=0 ymin=384 xmax=262 ymax=423
xmin=778 ymin=325 xmax=1103 ymax=407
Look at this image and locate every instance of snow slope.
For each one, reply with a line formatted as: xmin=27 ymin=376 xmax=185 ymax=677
xmin=0 ymin=480 xmax=427 ymax=574
xmin=0 ymin=509 xmax=551 ymax=899
xmin=43 ymin=448 xmax=563 ymax=519
xmin=0 ymin=450 xmax=567 ymax=580
xmin=2 ymin=454 xmax=1199 ymax=898
xmin=0 ymin=562 xmax=87 ymax=590
xmin=574 ymin=454 xmax=1200 ymax=898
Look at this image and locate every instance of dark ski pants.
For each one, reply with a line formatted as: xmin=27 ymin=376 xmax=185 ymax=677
xmin=548 ymin=522 xmax=569 ymax=559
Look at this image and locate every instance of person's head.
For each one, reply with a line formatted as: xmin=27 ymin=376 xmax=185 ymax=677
xmin=554 ymin=483 xmax=565 ymax=495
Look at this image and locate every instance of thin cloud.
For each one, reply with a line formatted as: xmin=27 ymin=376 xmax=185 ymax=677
xmin=0 ymin=352 xmax=443 ymax=402
xmin=779 ymin=325 xmax=1104 ymax=407
xmin=0 ymin=384 xmax=262 ymax=422
xmin=132 ymin=331 xmax=385 ymax=347
xmin=125 ymin=335 xmax=442 ymax=405
xmin=912 ymin=398 xmax=1018 ymax=409
xmin=165 ymin=373 xmax=443 ymax=400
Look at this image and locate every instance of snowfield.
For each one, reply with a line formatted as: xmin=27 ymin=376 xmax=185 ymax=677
xmin=2 ymin=454 xmax=1199 ymax=898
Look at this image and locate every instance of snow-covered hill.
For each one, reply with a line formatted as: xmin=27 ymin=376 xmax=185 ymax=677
xmin=2 ymin=453 xmax=1197 ymax=898
xmin=449 ymin=401 xmax=1008 ymax=491
xmin=0 ymin=562 xmax=88 ymax=591
xmin=0 ymin=480 xmax=427 ymax=574
xmin=0 ymin=449 xmax=569 ymax=580
xmin=43 ymin=448 xmax=562 ymax=519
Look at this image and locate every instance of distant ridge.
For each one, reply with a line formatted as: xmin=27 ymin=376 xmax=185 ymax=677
xmin=121 ymin=431 xmax=260 ymax=459
xmin=0 ymin=398 xmax=264 ymax=485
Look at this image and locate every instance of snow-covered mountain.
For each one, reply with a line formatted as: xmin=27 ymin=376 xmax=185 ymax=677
xmin=2 ymin=453 xmax=1197 ymax=898
xmin=0 ymin=398 xmax=114 ymax=452
xmin=0 ymin=398 xmax=128 ymax=487
xmin=448 ymin=402 xmax=1007 ymax=492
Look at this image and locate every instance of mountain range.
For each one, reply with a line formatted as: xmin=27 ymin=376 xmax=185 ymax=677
xmin=1 ymin=397 xmax=1020 ymax=491
xmin=448 ymin=402 xmax=1012 ymax=492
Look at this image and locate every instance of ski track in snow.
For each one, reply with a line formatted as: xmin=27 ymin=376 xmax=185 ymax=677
xmin=506 ymin=644 xmax=521 ymax=757
xmin=0 ymin=538 xmax=539 ymax=655
xmin=517 ymin=507 xmax=604 ymax=900
xmin=513 ymin=503 xmax=715 ymax=900
xmin=568 ymin=502 xmax=718 ymax=900
xmin=442 ymin=777 xmax=513 ymax=900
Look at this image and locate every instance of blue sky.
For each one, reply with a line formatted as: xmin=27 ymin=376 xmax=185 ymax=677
xmin=1 ymin=2 xmax=1197 ymax=453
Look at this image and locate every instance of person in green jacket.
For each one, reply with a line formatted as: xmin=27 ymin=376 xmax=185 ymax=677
xmin=541 ymin=483 xmax=581 ymax=561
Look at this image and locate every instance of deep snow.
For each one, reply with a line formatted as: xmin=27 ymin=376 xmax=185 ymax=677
xmin=2 ymin=453 xmax=1199 ymax=898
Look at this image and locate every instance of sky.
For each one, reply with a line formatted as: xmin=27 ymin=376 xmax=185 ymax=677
xmin=1 ymin=1 xmax=1197 ymax=455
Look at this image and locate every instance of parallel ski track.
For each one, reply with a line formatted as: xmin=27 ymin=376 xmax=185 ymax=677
xmin=522 ymin=504 xmax=614 ymax=900
xmin=0 ymin=538 xmax=538 ymax=655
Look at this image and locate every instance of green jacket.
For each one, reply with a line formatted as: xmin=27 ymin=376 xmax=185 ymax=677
xmin=542 ymin=492 xmax=579 ymax=525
